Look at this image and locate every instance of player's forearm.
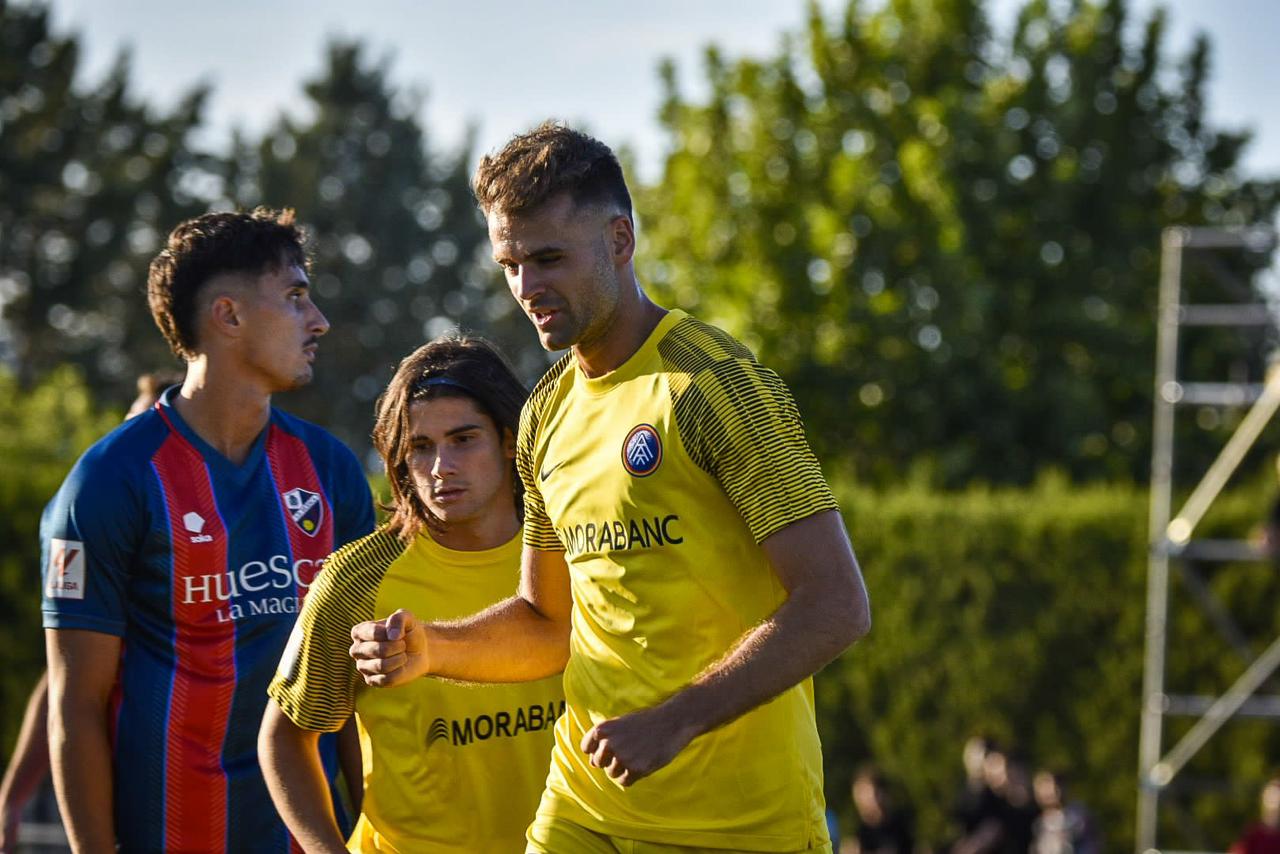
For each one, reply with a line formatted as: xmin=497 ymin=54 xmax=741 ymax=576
xmin=0 ymin=673 xmax=51 ymax=820
xmin=47 ymin=694 xmax=115 ymax=854
xmin=661 ymin=577 xmax=868 ymax=741
xmin=335 ymin=716 xmax=363 ymax=816
xmin=425 ymin=595 xmax=569 ymax=683
xmin=46 ymin=630 xmax=121 ymax=854
xmin=258 ymin=704 xmax=348 ymax=854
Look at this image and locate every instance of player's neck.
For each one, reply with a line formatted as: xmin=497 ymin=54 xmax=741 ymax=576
xmin=173 ymin=360 xmax=272 ymax=466
xmin=429 ymin=511 xmax=519 ymax=552
xmin=573 ymin=287 xmax=666 ymax=379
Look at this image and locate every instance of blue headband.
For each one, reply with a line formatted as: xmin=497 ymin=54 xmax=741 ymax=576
xmin=413 ymin=375 xmax=474 ymax=397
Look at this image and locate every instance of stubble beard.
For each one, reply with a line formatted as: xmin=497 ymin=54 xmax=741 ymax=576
xmin=268 ymin=360 xmax=314 ymax=394
xmin=569 ymin=248 xmax=623 ymax=355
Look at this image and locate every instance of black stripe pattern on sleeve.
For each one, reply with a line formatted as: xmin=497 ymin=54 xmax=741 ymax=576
xmin=267 ymin=527 xmax=406 ymax=732
xmin=659 ymin=316 xmax=839 ymax=543
xmin=516 ymin=354 xmax=575 ymax=552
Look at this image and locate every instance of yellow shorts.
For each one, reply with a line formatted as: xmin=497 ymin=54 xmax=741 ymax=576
xmin=525 ymin=811 xmax=832 ymax=854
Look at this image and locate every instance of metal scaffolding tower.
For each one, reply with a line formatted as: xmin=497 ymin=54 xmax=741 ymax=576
xmin=1138 ymin=225 xmax=1279 ymax=854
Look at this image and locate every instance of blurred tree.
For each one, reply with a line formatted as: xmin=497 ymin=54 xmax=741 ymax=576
xmin=0 ymin=1 xmax=210 ymax=395
xmin=641 ymin=0 xmax=1279 ymax=486
xmin=223 ymin=41 xmax=542 ymax=455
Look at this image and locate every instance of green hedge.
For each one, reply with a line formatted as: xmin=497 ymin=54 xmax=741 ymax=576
xmin=819 ymin=479 xmax=1280 ymax=851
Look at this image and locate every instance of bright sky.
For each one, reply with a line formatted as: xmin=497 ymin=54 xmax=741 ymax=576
xmin=45 ymin=0 xmax=1280 ymax=183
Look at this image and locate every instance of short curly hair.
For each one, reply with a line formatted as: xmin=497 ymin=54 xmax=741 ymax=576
xmin=472 ymin=121 xmax=632 ymax=220
xmin=147 ymin=208 xmax=308 ymax=360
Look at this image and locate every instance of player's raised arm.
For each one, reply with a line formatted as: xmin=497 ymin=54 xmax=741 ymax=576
xmin=349 ymin=543 xmax=572 ymax=686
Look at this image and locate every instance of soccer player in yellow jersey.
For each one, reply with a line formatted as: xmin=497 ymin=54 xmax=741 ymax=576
xmin=350 ymin=123 xmax=872 ymax=853
xmin=260 ymin=335 xmax=564 ymax=852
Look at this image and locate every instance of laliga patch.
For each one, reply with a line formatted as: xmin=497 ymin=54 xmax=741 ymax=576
xmin=281 ymin=488 xmax=324 ymax=537
xmin=46 ymin=538 xmax=86 ymax=600
xmin=622 ymin=424 xmax=662 ymax=477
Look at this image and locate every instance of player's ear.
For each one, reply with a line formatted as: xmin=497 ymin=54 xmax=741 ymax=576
xmin=208 ymin=293 xmax=243 ymax=338
xmin=203 ymin=272 xmax=253 ymax=342
xmin=501 ymin=428 xmax=516 ymax=461
xmin=207 ymin=285 xmax=249 ymax=343
xmin=607 ymin=214 xmax=634 ymax=267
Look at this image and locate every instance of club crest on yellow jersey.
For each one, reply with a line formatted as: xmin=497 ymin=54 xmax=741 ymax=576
xmin=622 ymin=424 xmax=662 ymax=476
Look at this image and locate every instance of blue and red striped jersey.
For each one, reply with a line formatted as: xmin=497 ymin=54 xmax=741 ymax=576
xmin=41 ymin=387 xmax=376 ymax=853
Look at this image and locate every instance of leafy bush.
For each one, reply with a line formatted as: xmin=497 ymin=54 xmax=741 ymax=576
xmin=819 ymin=478 xmax=1280 ymax=851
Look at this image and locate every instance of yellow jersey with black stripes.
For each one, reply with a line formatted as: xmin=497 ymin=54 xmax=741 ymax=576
xmin=268 ymin=527 xmax=563 ymax=853
xmin=517 ymin=308 xmax=839 ymax=852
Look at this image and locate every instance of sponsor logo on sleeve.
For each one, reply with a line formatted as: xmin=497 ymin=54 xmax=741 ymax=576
xmin=281 ymin=488 xmax=324 ymax=536
xmin=47 ymin=538 xmax=86 ymax=600
xmin=622 ymin=424 xmax=662 ymax=477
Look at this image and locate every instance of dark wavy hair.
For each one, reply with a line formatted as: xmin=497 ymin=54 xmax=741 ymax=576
xmin=147 ymin=208 xmax=308 ymax=359
xmin=373 ymin=334 xmax=528 ymax=543
xmin=472 ymin=120 xmax=632 ymax=221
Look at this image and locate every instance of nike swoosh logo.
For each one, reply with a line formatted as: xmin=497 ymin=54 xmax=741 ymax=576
xmin=539 ymin=460 xmax=566 ymax=483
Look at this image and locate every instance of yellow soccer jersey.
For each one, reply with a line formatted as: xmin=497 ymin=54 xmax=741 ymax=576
xmin=268 ymin=527 xmax=564 ymax=853
xmin=517 ymin=309 xmax=840 ymax=852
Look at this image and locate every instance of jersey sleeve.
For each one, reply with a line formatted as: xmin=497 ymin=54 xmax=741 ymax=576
xmin=41 ymin=450 xmax=146 ymax=636
xmin=268 ymin=530 xmax=399 ymax=731
xmin=332 ymin=443 xmax=376 ymax=549
xmin=516 ymin=361 xmax=570 ymax=552
xmin=676 ymin=357 xmax=839 ymax=543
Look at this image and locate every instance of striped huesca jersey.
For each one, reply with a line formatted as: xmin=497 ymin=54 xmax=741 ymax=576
xmin=268 ymin=527 xmax=564 ymax=853
xmin=517 ymin=308 xmax=840 ymax=852
xmin=40 ymin=386 xmax=375 ymax=853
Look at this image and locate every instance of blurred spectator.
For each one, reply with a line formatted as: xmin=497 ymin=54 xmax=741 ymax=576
xmin=952 ymin=736 xmax=1001 ymax=854
xmin=993 ymin=751 xmax=1040 ymax=854
xmin=1231 ymin=776 xmax=1280 ymax=854
xmin=954 ymin=745 xmax=1039 ymax=854
xmin=126 ymin=371 xmax=182 ymax=417
xmin=1031 ymin=770 xmax=1099 ymax=854
xmin=842 ymin=765 xmax=915 ymax=854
